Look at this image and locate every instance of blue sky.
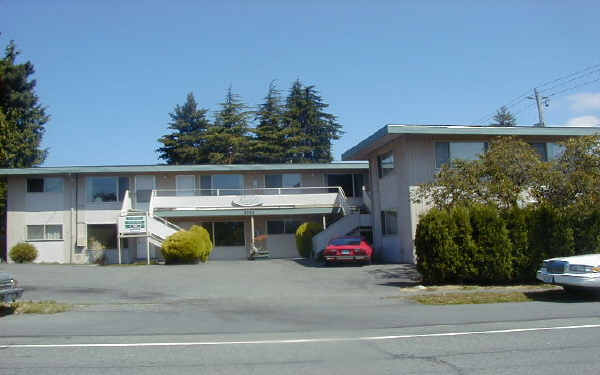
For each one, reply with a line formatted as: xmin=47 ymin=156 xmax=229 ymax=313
xmin=2 ymin=1 xmax=599 ymax=166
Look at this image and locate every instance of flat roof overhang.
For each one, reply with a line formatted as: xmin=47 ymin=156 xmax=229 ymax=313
xmin=0 ymin=162 xmax=368 ymax=176
xmin=342 ymin=124 xmax=600 ymax=160
xmin=154 ymin=207 xmax=335 ymax=218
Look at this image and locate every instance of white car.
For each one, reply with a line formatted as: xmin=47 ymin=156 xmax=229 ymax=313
xmin=536 ymin=254 xmax=600 ymax=291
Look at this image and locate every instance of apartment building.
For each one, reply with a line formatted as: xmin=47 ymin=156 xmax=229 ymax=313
xmin=342 ymin=124 xmax=600 ymax=264
xmin=1 ymin=163 xmax=368 ymax=263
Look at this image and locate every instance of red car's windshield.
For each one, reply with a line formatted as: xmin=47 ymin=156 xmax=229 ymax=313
xmin=329 ymin=238 xmax=361 ymax=246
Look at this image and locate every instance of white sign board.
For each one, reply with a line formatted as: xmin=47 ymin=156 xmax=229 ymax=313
xmin=121 ymin=216 xmax=147 ymax=234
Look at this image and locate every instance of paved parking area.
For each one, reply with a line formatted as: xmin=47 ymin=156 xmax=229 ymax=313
xmin=0 ymin=259 xmax=421 ymax=305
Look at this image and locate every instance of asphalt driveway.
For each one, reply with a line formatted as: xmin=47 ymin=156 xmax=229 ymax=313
xmin=0 ymin=259 xmax=421 ymax=305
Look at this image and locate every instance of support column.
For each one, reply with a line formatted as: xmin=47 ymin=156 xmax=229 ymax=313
xmin=250 ymin=216 xmax=255 ymax=249
xmin=146 ymin=235 xmax=150 ymax=265
xmin=117 ymin=235 xmax=122 ymax=265
xmin=322 ymin=216 xmax=327 ymax=230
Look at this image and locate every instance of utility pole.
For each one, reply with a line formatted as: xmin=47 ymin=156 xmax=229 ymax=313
xmin=527 ymin=88 xmax=548 ymax=127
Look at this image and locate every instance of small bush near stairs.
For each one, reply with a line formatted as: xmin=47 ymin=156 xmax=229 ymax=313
xmin=295 ymin=222 xmax=323 ymax=258
xmin=162 ymin=225 xmax=213 ymax=264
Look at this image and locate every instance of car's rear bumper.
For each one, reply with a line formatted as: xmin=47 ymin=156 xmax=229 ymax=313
xmin=1 ymin=287 xmax=24 ymax=303
xmin=325 ymin=255 xmax=369 ymax=262
xmin=536 ymin=270 xmax=600 ymax=288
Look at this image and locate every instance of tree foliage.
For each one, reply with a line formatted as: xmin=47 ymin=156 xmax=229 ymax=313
xmin=156 ymin=93 xmax=211 ymax=164
xmin=490 ymin=106 xmax=517 ymax=127
xmin=414 ymin=137 xmax=545 ymax=208
xmin=156 ymin=80 xmax=343 ymax=165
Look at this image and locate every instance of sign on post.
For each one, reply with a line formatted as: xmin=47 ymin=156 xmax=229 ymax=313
xmin=122 ymin=216 xmax=147 ymax=234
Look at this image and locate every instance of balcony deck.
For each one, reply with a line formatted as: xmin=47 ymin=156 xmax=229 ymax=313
xmin=150 ymin=187 xmax=348 ymax=218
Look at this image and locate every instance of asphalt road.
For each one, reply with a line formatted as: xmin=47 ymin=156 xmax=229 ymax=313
xmin=2 ymin=260 xmax=600 ymax=374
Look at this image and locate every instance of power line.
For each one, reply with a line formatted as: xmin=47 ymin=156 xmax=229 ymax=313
xmin=535 ymin=62 xmax=600 ymax=90
xmin=546 ymin=76 xmax=600 ymax=98
xmin=538 ymin=67 xmax=600 ymax=95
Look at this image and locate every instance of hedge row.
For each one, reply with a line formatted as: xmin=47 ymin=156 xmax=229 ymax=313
xmin=415 ymin=204 xmax=600 ymax=284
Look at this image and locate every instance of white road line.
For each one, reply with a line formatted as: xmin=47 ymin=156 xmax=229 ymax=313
xmin=2 ymin=324 xmax=600 ymax=349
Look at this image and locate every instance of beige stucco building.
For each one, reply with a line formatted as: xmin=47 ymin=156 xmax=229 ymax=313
xmin=342 ymin=124 xmax=600 ymax=264
xmin=1 ymin=163 xmax=368 ymax=263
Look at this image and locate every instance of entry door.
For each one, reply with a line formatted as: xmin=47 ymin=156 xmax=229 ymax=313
xmin=135 ymin=175 xmax=155 ymax=212
xmin=176 ymin=175 xmax=196 ymax=196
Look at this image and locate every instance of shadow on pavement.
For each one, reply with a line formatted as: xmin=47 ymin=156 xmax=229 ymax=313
xmin=524 ymin=289 xmax=600 ymax=303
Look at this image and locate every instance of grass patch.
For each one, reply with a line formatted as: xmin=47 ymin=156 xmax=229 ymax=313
xmin=410 ymin=291 xmax=533 ymax=305
xmin=0 ymin=300 xmax=71 ymax=316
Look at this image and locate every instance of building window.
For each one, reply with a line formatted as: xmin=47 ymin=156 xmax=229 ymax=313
xmin=265 ymin=174 xmax=301 ymax=189
xmin=529 ymin=143 xmax=548 ymax=161
xmin=267 ymin=220 xmax=302 ymax=235
xmin=27 ymin=177 xmax=64 ymax=193
xmin=381 ymin=210 xmax=397 ymax=235
xmin=87 ymin=177 xmax=128 ymax=203
xmin=87 ymin=224 xmax=117 ymax=250
xmin=27 ymin=224 xmax=63 ymax=241
xmin=327 ymin=174 xmax=366 ymax=197
xmin=435 ymin=142 xmax=486 ymax=168
xmin=377 ymin=152 xmax=394 ymax=178
xmin=214 ymin=222 xmax=245 ymax=246
xmin=548 ymin=143 xmax=565 ymax=160
xmin=212 ymin=174 xmax=243 ymax=195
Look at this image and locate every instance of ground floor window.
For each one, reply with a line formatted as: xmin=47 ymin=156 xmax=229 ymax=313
xmin=381 ymin=210 xmax=397 ymax=235
xmin=213 ymin=222 xmax=245 ymax=246
xmin=87 ymin=224 xmax=117 ymax=250
xmin=27 ymin=224 xmax=63 ymax=241
xmin=267 ymin=220 xmax=302 ymax=235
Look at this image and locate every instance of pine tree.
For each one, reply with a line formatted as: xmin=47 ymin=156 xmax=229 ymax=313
xmin=0 ymin=40 xmax=48 ymax=168
xmin=156 ymin=93 xmax=211 ymax=164
xmin=251 ymin=81 xmax=286 ymax=163
xmin=204 ymin=87 xmax=251 ymax=164
xmin=491 ymin=106 xmax=517 ymax=127
xmin=282 ymin=79 xmax=343 ymax=163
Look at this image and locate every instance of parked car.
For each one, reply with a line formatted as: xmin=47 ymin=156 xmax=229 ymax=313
xmin=0 ymin=272 xmax=24 ymax=303
xmin=323 ymin=236 xmax=373 ymax=265
xmin=536 ymin=254 xmax=600 ymax=292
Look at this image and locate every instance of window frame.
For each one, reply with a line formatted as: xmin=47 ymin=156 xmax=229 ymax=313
xmin=435 ymin=141 xmax=487 ymax=169
xmin=381 ymin=210 xmax=398 ymax=236
xmin=26 ymin=177 xmax=64 ymax=193
xmin=26 ymin=224 xmax=63 ymax=241
xmin=87 ymin=176 xmax=129 ymax=203
xmin=377 ymin=151 xmax=394 ymax=179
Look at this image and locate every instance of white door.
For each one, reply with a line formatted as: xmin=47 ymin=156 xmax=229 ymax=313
xmin=176 ymin=175 xmax=196 ymax=196
xmin=135 ymin=175 xmax=155 ymax=212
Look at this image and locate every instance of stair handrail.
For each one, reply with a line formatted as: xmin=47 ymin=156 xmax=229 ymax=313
xmin=149 ymin=214 xmax=183 ymax=232
xmin=120 ymin=190 xmax=132 ymax=216
xmin=336 ymin=186 xmax=350 ymax=216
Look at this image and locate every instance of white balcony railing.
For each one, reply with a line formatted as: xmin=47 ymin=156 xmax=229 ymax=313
xmin=150 ymin=186 xmax=349 ymax=212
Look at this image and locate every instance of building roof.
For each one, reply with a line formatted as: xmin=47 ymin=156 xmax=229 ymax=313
xmin=342 ymin=124 xmax=600 ymax=160
xmin=0 ymin=162 xmax=368 ymax=176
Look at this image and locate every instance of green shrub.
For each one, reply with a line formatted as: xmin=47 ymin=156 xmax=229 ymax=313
xmin=469 ymin=204 xmax=513 ymax=284
xmin=570 ymin=207 xmax=600 ymax=256
xmin=9 ymin=242 xmax=38 ymax=263
xmin=161 ymin=225 xmax=213 ymax=264
xmin=450 ymin=206 xmax=478 ymax=282
xmin=295 ymin=222 xmax=323 ymax=258
xmin=503 ymin=206 xmax=530 ymax=281
xmin=415 ymin=208 xmax=460 ymax=283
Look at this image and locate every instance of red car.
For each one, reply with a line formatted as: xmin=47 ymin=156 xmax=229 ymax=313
xmin=323 ymin=236 xmax=373 ymax=265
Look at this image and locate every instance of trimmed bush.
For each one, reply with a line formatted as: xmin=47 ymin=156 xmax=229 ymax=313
xmin=9 ymin=242 xmax=38 ymax=263
xmin=295 ymin=222 xmax=323 ymax=258
xmin=503 ymin=206 xmax=531 ymax=281
xmin=468 ymin=204 xmax=513 ymax=284
xmin=161 ymin=225 xmax=213 ymax=264
xmin=415 ymin=208 xmax=461 ymax=283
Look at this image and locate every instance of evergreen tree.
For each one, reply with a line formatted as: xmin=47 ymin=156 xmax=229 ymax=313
xmin=204 ymin=87 xmax=251 ymax=164
xmin=157 ymin=93 xmax=211 ymax=164
xmin=0 ymin=40 xmax=48 ymax=168
xmin=282 ymin=79 xmax=343 ymax=163
xmin=251 ymin=81 xmax=286 ymax=163
xmin=490 ymin=106 xmax=517 ymax=127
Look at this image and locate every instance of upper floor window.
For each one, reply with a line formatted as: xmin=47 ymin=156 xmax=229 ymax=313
xmin=87 ymin=176 xmax=129 ymax=203
xmin=265 ymin=174 xmax=301 ymax=189
xmin=211 ymin=174 xmax=243 ymax=195
xmin=435 ymin=142 xmax=486 ymax=168
xmin=377 ymin=152 xmax=394 ymax=178
xmin=326 ymin=174 xmax=366 ymax=197
xmin=27 ymin=177 xmax=64 ymax=193
xmin=529 ymin=143 xmax=548 ymax=161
